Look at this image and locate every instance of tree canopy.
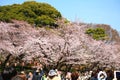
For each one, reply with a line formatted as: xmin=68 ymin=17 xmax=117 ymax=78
xmin=0 ymin=1 xmax=61 ymax=27
xmin=86 ymin=28 xmax=107 ymax=40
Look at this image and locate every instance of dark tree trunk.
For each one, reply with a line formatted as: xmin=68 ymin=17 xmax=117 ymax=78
xmin=2 ymin=54 xmax=12 ymax=68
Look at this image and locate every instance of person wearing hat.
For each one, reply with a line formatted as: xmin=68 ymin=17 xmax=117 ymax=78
xmin=47 ymin=69 xmax=61 ymax=80
xmin=97 ymin=71 xmax=107 ymax=80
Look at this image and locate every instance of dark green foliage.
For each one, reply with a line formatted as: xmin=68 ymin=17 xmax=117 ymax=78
xmin=0 ymin=1 xmax=61 ymax=27
xmin=86 ymin=28 xmax=107 ymax=40
xmin=35 ymin=15 xmax=55 ymax=26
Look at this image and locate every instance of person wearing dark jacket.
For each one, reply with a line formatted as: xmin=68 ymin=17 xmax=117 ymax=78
xmin=1 ymin=66 xmax=17 ymax=80
xmin=32 ymin=69 xmax=44 ymax=80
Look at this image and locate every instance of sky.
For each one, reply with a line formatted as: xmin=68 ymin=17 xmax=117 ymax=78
xmin=0 ymin=0 xmax=120 ymax=31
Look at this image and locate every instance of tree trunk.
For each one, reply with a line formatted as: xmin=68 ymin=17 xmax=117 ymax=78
xmin=2 ymin=54 xmax=12 ymax=68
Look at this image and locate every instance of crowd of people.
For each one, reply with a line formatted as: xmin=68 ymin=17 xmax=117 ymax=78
xmin=0 ymin=61 xmax=120 ymax=80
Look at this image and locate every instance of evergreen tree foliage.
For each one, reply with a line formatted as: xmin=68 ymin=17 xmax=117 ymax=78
xmin=86 ymin=28 xmax=107 ymax=40
xmin=0 ymin=1 xmax=61 ymax=27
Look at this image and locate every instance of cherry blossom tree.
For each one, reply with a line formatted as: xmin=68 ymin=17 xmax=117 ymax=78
xmin=0 ymin=20 xmax=120 ymax=70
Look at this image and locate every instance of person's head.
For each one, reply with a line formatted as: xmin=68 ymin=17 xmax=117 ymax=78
xmin=28 ymin=72 xmax=33 ymax=76
xmin=20 ymin=71 xmax=25 ymax=75
xmin=21 ymin=62 xmax=25 ymax=66
xmin=11 ymin=75 xmax=25 ymax=80
xmin=48 ymin=69 xmax=57 ymax=79
xmin=1 ymin=67 xmax=17 ymax=80
xmin=16 ymin=71 xmax=27 ymax=80
xmin=71 ymin=72 xmax=79 ymax=80
xmin=91 ymin=70 xmax=98 ymax=78
xmin=6 ymin=62 xmax=10 ymax=67
xmin=66 ymin=72 xmax=71 ymax=79
xmin=14 ymin=63 xmax=17 ymax=67
xmin=35 ymin=69 xmax=40 ymax=75
xmin=100 ymin=73 xmax=105 ymax=79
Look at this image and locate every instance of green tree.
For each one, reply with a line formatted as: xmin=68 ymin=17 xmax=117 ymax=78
xmin=35 ymin=15 xmax=55 ymax=26
xmin=86 ymin=28 xmax=107 ymax=40
xmin=0 ymin=1 xmax=61 ymax=27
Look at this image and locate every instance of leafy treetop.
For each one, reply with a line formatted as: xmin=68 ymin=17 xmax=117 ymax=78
xmin=85 ymin=27 xmax=107 ymax=40
xmin=0 ymin=1 xmax=61 ymax=27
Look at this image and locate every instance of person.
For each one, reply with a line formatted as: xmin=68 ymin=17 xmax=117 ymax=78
xmin=17 ymin=71 xmax=27 ymax=80
xmin=90 ymin=70 xmax=98 ymax=80
xmin=42 ymin=74 xmax=47 ymax=80
xmin=106 ymin=70 xmax=113 ymax=80
xmin=55 ymin=69 xmax=62 ymax=80
xmin=32 ymin=68 xmax=44 ymax=80
xmin=47 ymin=69 xmax=61 ymax=80
xmin=11 ymin=75 xmax=26 ymax=80
xmin=71 ymin=72 xmax=79 ymax=80
xmin=112 ymin=78 xmax=117 ymax=80
xmin=20 ymin=62 xmax=26 ymax=71
xmin=65 ymin=72 xmax=71 ymax=80
xmin=97 ymin=71 xmax=107 ymax=80
xmin=27 ymin=72 xmax=33 ymax=80
xmin=0 ymin=73 xmax=3 ymax=80
xmin=1 ymin=66 xmax=17 ymax=80
xmin=112 ymin=71 xmax=120 ymax=80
